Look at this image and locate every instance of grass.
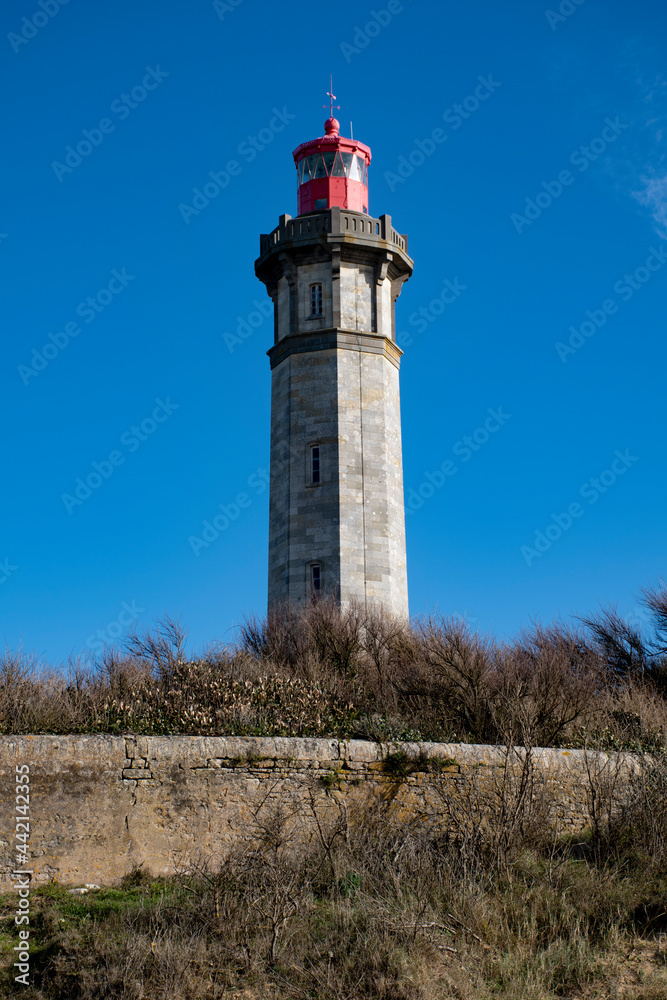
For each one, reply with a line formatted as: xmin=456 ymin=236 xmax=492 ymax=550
xmin=382 ymin=749 xmax=460 ymax=778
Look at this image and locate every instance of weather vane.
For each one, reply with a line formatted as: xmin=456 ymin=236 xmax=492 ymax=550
xmin=324 ymin=74 xmax=340 ymax=118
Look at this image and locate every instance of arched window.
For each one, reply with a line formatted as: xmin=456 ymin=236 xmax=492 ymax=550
xmin=310 ymin=283 xmax=323 ymax=316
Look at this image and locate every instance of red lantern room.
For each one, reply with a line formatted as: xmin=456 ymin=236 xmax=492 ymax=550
xmin=293 ymin=117 xmax=371 ymax=217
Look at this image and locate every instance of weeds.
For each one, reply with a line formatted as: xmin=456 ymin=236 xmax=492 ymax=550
xmin=3 ymin=759 xmax=667 ymax=999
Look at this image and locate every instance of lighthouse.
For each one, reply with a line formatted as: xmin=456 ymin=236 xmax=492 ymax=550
xmin=255 ymin=102 xmax=413 ymax=616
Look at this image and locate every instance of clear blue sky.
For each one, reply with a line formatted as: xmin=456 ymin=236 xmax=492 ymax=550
xmin=2 ymin=0 xmax=666 ymax=664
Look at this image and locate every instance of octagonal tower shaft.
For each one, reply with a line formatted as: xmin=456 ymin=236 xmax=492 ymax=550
xmin=256 ymin=120 xmax=413 ymax=617
xmin=256 ymin=208 xmax=413 ymax=615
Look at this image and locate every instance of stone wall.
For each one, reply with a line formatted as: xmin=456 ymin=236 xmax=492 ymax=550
xmin=0 ymin=736 xmax=635 ymax=891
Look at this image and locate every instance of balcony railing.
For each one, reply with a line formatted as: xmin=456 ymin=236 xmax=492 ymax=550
xmin=259 ymin=210 xmax=408 ymax=257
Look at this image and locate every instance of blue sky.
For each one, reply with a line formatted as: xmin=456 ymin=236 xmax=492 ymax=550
xmin=2 ymin=0 xmax=666 ymax=665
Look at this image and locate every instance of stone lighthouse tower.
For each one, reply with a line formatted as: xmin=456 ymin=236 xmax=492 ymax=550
xmin=255 ymin=107 xmax=413 ymax=616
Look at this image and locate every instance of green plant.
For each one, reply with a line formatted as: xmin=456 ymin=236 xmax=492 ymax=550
xmin=422 ymin=754 xmax=459 ymax=772
xmin=321 ymin=767 xmax=344 ymax=790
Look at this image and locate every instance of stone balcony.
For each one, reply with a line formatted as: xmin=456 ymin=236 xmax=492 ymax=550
xmin=257 ymin=207 xmax=411 ymax=264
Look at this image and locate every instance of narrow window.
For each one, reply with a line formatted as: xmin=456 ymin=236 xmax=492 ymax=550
xmin=310 ymin=445 xmax=321 ymax=484
xmin=313 ymin=155 xmax=328 ymax=179
xmin=331 ymin=151 xmax=346 ymax=177
xmin=311 ymin=563 xmax=321 ymax=594
xmin=322 ymin=152 xmax=336 ymax=175
xmin=310 ymin=283 xmax=323 ymax=316
xmin=305 ymin=154 xmax=318 ymax=178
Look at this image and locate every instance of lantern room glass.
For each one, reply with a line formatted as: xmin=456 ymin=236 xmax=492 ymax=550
xmin=297 ymin=151 xmax=368 ymax=183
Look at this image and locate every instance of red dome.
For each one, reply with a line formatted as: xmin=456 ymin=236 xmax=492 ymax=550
xmin=324 ymin=117 xmax=340 ymax=136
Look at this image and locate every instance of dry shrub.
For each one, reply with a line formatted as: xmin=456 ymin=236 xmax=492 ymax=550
xmin=2 ymin=585 xmax=666 ymax=748
xmin=176 ymin=796 xmax=456 ymax=999
xmin=580 ymin=676 xmax=667 ymax=751
xmin=123 ymin=613 xmax=186 ymax=675
xmin=607 ymin=752 xmax=667 ymax=872
xmin=241 ymin=597 xmax=370 ymax=681
xmin=580 ymin=582 xmax=667 ymax=680
xmin=580 ymin=604 xmax=652 ymax=675
xmin=640 ymin=582 xmax=667 ymax=652
xmin=493 ymin=623 xmax=603 ymax=746
xmin=396 ymin=616 xmax=498 ymax=741
xmin=0 ymin=649 xmax=112 ymax=734
xmin=388 ymin=617 xmax=601 ymax=747
xmin=431 ymin=741 xmax=553 ymax=882
xmin=240 ymin=600 xmax=309 ymax=669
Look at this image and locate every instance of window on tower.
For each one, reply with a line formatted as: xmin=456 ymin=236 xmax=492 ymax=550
xmin=313 ymin=155 xmax=328 ymax=179
xmin=310 ymin=563 xmax=322 ymax=594
xmin=331 ymin=151 xmax=346 ymax=177
xmin=310 ymin=445 xmax=321 ymax=484
xmin=305 ymin=154 xmax=318 ymax=179
xmin=348 ymin=156 xmax=362 ymax=182
xmin=310 ymin=283 xmax=323 ymax=316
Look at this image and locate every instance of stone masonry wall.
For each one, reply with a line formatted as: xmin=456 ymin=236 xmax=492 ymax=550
xmin=261 ymin=207 xmax=412 ymax=617
xmin=337 ymin=348 xmax=408 ymax=614
xmin=0 ymin=737 xmax=637 ymax=892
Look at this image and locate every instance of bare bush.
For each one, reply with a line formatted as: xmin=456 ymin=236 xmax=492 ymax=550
xmin=580 ymin=583 xmax=667 ymax=683
xmin=432 ymin=740 xmax=553 ymax=882
xmin=493 ymin=623 xmax=603 ymax=746
xmin=640 ymin=582 xmax=667 ymax=656
xmin=2 ymin=590 xmax=666 ymax=748
xmin=239 ymin=600 xmax=309 ymax=669
xmin=242 ymin=597 xmax=369 ymax=681
xmin=359 ymin=603 xmax=407 ymax=700
xmin=402 ymin=616 xmax=497 ymax=741
xmin=584 ymin=676 xmax=667 ymax=751
xmin=580 ymin=604 xmax=652 ymax=676
xmin=601 ymin=752 xmax=667 ymax=872
xmin=123 ymin=614 xmax=187 ymax=675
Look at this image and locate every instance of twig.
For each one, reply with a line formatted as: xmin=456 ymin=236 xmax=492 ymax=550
xmin=444 ymin=912 xmax=484 ymax=944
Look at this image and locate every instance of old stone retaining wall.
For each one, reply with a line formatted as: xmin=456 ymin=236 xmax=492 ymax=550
xmin=0 ymin=736 xmax=635 ymax=891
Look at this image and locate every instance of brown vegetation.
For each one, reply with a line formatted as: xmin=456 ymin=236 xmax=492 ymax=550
xmin=2 ymin=746 xmax=667 ymax=998
xmin=2 ymin=587 xmax=667 ymax=996
xmin=2 ymin=585 xmax=667 ymax=750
